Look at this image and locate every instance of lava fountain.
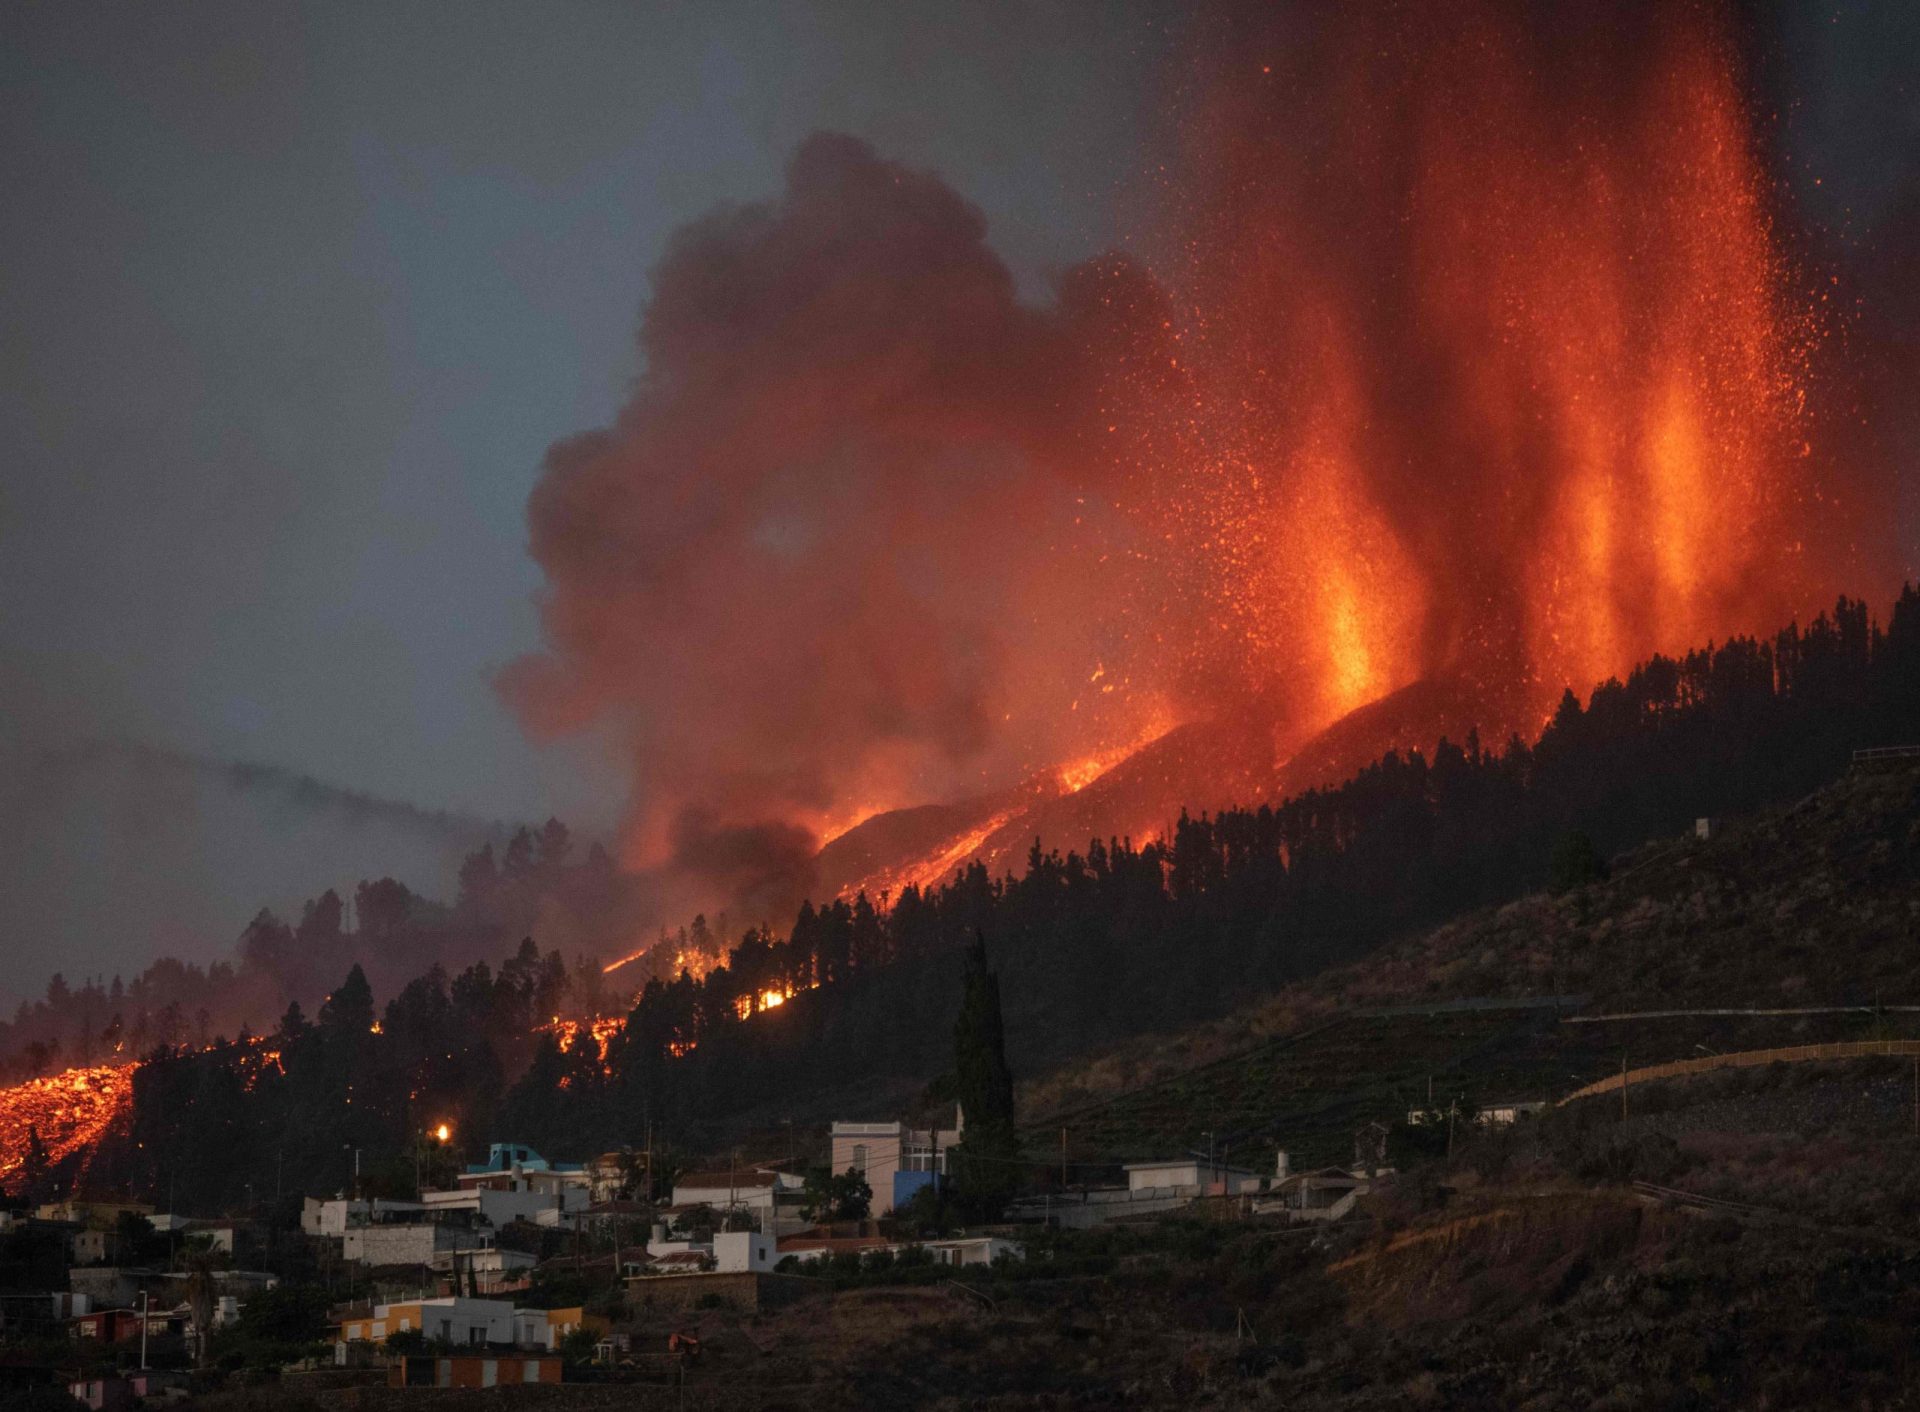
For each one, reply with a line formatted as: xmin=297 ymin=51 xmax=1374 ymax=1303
xmin=1107 ymin=0 xmax=1877 ymax=749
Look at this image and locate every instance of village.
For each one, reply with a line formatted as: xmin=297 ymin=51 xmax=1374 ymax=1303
xmin=0 ymin=1093 xmax=1551 ymax=1406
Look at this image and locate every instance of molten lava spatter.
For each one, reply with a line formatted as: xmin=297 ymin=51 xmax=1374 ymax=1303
xmin=1121 ymin=1 xmax=1850 ymax=740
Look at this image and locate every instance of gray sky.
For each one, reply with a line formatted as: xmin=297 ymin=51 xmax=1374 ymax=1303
xmin=0 ymin=1 xmax=1168 ymax=999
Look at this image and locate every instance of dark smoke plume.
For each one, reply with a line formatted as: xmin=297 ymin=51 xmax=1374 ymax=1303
xmin=504 ymin=133 xmax=1156 ymax=905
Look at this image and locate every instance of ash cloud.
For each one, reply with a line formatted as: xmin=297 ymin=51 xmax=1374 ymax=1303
xmin=504 ymin=133 xmax=1155 ymax=912
xmin=664 ymin=807 xmax=819 ymax=927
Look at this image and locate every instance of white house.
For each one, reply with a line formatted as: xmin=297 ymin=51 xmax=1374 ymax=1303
xmin=419 ymin=1186 xmax=583 ymax=1229
xmin=302 ymin=1197 xmax=428 ymax=1238
xmin=1255 ymin=1167 xmax=1372 ymax=1223
xmin=339 ymin=1296 xmax=516 ymax=1353
xmin=1406 ymin=1099 xmax=1546 ymax=1127
xmin=667 ymin=1169 xmax=799 ymax=1221
xmin=635 ymin=1229 xmax=776 ymax=1275
xmin=924 ymin=1236 xmax=1019 ymax=1267
xmin=713 ymin=1231 xmax=778 ymax=1273
xmin=1122 ymin=1159 xmax=1264 ymax=1198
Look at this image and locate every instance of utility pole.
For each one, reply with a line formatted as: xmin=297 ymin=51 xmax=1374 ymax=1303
xmin=1060 ymin=1127 xmax=1068 ymax=1190
xmin=139 ymin=1289 xmax=148 ymax=1371
xmin=1911 ymin=1054 xmax=1917 ymax=1139
xmin=1621 ymin=1052 xmax=1629 ymax=1123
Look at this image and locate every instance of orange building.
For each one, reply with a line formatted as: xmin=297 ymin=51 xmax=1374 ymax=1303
xmin=389 ymin=1355 xmax=561 ymax=1388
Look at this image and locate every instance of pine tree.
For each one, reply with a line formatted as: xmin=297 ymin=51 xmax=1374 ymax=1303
xmin=279 ymin=1000 xmax=312 ymax=1044
xmin=318 ymin=965 xmax=375 ymax=1035
xmin=948 ymin=930 xmax=1019 ymax=1215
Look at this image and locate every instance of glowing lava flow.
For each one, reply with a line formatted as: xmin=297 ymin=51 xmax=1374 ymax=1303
xmin=0 ymin=1063 xmax=138 ymax=1181
xmin=536 ymin=1015 xmax=627 ymax=1071
xmin=601 ymin=941 xmax=725 ymax=979
xmin=837 ymin=806 xmax=1022 ymax=902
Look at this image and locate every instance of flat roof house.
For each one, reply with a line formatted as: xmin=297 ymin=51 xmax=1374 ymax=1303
xmin=669 ymin=1169 xmax=796 ymax=1219
xmin=1122 ymin=1159 xmax=1264 ymax=1198
xmin=336 ymin=1298 xmax=591 ymax=1360
xmin=830 ymin=1108 xmax=963 ymax=1217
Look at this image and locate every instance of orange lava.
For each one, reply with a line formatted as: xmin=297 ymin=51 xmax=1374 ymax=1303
xmin=602 ymin=940 xmax=724 ymax=979
xmin=1112 ymin=2 xmax=1866 ymax=744
xmin=1055 ymin=712 xmax=1179 ymax=796
xmin=838 ymin=806 xmax=1022 ymax=901
xmin=536 ymin=1015 xmax=628 ymax=1070
xmin=0 ymin=1063 xmax=138 ymax=1182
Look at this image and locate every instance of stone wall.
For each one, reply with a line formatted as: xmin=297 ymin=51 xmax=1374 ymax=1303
xmin=623 ymin=1271 xmax=821 ymax=1314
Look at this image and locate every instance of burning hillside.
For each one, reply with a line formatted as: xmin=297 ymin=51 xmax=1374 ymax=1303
xmin=511 ymin=0 xmax=1892 ymax=929
xmin=0 ymin=1063 xmax=137 ymax=1185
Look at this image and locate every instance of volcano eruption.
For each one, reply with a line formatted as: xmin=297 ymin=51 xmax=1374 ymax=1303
xmin=513 ymin=1 xmax=1895 ymax=933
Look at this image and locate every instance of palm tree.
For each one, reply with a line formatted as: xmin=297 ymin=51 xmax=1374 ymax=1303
xmin=181 ymin=1235 xmax=226 ymax=1367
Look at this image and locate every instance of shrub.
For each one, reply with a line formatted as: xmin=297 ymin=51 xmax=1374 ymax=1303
xmin=1550 ymin=831 xmax=1609 ymax=893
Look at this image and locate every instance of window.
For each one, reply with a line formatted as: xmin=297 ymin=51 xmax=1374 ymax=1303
xmin=470 ymin=1326 xmax=486 ymax=1346
xmin=851 ymin=1144 xmax=868 ymax=1174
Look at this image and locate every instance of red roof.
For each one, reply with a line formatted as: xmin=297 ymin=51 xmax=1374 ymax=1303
xmin=777 ymin=1236 xmax=891 ymax=1255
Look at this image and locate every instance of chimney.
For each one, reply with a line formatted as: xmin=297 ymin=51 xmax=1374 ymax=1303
xmin=1274 ymin=1150 xmax=1290 ymax=1182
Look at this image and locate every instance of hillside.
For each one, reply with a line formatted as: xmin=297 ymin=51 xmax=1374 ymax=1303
xmin=1022 ymin=761 xmax=1920 ymax=1167
xmin=814 ymin=675 xmax=1506 ymax=900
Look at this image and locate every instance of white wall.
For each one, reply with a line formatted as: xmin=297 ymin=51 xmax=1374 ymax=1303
xmin=713 ymin=1232 xmax=776 ymax=1274
xmin=421 ymin=1188 xmax=569 ymax=1227
xmin=670 ymin=1184 xmax=775 ymax=1212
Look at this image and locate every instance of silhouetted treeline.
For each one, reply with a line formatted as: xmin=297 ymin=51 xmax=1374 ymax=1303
xmin=0 ymin=818 xmax=631 ymax=1083
xmin=70 ymin=589 xmax=1920 ymax=1203
xmin=98 ymin=939 xmax=599 ymax=1210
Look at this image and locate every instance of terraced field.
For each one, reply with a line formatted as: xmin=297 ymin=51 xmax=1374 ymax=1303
xmin=1030 ymin=1005 xmax=1549 ymax=1171
xmin=1030 ymin=1004 xmax=1920 ymax=1174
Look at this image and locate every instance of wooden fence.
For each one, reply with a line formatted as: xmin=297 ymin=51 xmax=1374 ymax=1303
xmin=1559 ymin=1039 xmax=1920 ymax=1106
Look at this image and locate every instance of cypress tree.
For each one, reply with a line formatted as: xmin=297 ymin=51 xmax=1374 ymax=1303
xmin=949 ymin=931 xmax=1019 ymax=1214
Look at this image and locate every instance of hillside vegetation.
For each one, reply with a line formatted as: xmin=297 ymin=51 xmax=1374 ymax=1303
xmin=1024 ymin=762 xmax=1920 ymax=1170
